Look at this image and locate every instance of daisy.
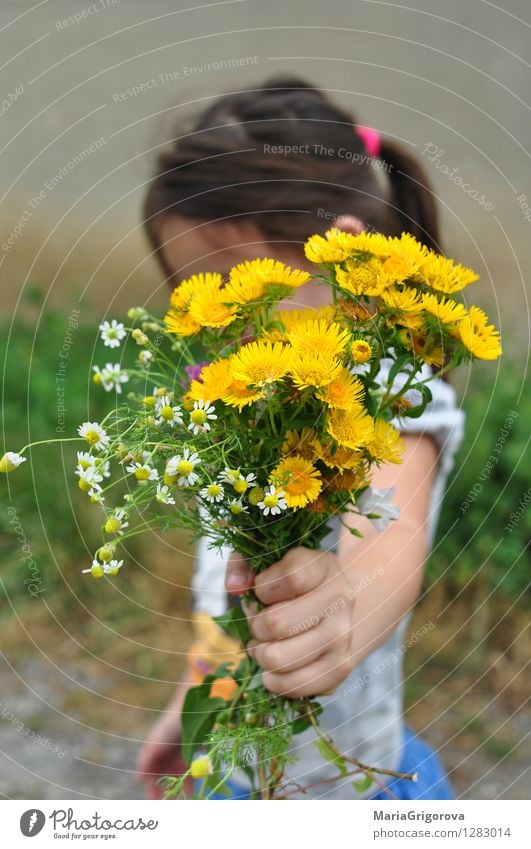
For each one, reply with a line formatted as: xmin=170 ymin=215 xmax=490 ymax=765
xmin=229 ymin=499 xmax=248 ymax=515
xmin=220 ymin=468 xmax=257 ymax=494
xmin=82 ymin=559 xmax=124 ymax=579
xmin=89 ymin=488 xmax=105 ymax=504
xmin=99 ymin=319 xmax=127 ymax=348
xmin=199 ymin=483 xmax=225 ymax=503
xmin=76 ymin=465 xmax=104 ymax=492
xmin=101 ymin=363 xmax=130 ymax=393
xmin=126 ymin=461 xmax=159 ymax=481
xmin=257 ymin=485 xmax=288 ymax=517
xmin=103 ymin=509 xmax=129 ymax=535
xmin=154 ymin=395 xmax=184 ymax=427
xmin=156 ymin=484 xmax=176 ymax=505
xmin=138 ymin=350 xmax=153 ymax=368
xmin=0 ymin=451 xmax=26 ymax=473
xmin=78 ymin=422 xmax=110 ymax=451
xmin=165 ymin=448 xmax=200 ymax=487
xmin=188 ymin=400 xmax=217 ymax=435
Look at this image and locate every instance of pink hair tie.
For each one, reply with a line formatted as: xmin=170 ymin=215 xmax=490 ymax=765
xmin=355 ymin=125 xmax=381 ymax=158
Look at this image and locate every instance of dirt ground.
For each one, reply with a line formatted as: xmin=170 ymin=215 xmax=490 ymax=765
xmin=1 ymin=585 xmax=528 ymax=800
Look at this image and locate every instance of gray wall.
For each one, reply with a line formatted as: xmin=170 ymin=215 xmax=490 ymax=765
xmin=1 ymin=0 xmax=529 ymax=353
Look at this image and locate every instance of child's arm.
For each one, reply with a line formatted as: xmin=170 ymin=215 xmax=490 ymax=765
xmin=227 ymin=433 xmax=438 ymax=697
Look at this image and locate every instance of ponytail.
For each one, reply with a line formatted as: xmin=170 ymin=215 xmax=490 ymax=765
xmin=378 ymin=138 xmax=441 ymax=253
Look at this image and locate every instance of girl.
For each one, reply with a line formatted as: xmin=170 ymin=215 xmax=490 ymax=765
xmin=136 ymin=77 xmax=464 ymax=800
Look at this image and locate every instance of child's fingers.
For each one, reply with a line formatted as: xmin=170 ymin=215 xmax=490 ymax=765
xmin=262 ymin=653 xmax=351 ymax=698
xmin=225 ymin=551 xmax=254 ymax=595
xmin=253 ymin=547 xmax=327 ymax=605
xmin=248 ymin=616 xmax=340 ymax=673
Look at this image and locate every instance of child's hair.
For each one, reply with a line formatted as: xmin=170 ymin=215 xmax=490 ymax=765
xmin=143 ymin=76 xmax=440 ymax=278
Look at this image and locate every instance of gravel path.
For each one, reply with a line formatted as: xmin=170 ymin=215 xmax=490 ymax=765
xmin=1 ymin=654 xmax=528 ymax=800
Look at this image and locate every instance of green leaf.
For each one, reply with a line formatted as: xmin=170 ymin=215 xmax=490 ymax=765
xmin=314 ymin=737 xmax=348 ymax=777
xmin=400 ymin=383 xmax=433 ymax=418
xmin=180 ymin=683 xmax=226 ymax=765
xmin=387 ymin=354 xmax=412 ymax=387
xmin=353 ymin=773 xmax=373 ymax=793
xmin=214 ymin=606 xmax=251 ymax=645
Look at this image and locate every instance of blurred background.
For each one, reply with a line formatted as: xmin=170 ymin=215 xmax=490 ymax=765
xmin=0 ymin=0 xmax=529 ymax=799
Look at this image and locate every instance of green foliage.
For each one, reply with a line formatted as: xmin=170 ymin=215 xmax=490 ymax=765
xmin=0 ymin=301 xmax=134 ymax=602
xmin=426 ymin=361 xmax=530 ymax=602
xmin=180 ymin=679 xmax=227 ymax=765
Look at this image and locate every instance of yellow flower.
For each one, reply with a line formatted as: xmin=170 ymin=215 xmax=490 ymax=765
xmin=0 ymin=451 xmax=26 ymax=473
xmin=421 ymin=292 xmax=467 ymax=325
xmin=379 ymin=233 xmax=428 ymax=282
xmin=458 ymin=306 xmax=502 ymax=360
xmin=189 ymin=286 xmax=238 ymax=328
xmin=170 ymin=274 xmax=221 ymax=310
xmin=319 ymin=444 xmax=364 ymax=470
xmin=380 ymin=287 xmax=423 ymax=314
xmin=326 ymin=406 xmax=375 ymax=450
xmin=230 ymin=257 xmax=311 ymax=289
xmin=190 ymin=756 xmax=214 ymax=780
xmin=316 ymin=368 xmax=365 ymax=409
xmin=282 ymin=428 xmax=320 ymax=461
xmin=335 ymin=258 xmax=388 ymax=297
xmin=397 ymin=328 xmax=446 ymax=367
xmin=222 ymin=379 xmax=265 ymax=409
xmin=231 ymin=341 xmax=293 ymax=386
xmin=337 ymin=299 xmax=374 ymax=322
xmin=288 ymin=318 xmax=350 ymax=358
xmin=324 ymin=467 xmax=367 ymax=491
xmin=265 ymin=307 xmax=336 ymax=340
xmin=164 ymin=309 xmax=201 ymax=337
xmin=367 ymin=420 xmax=405 ymax=464
xmin=290 ymin=352 xmax=343 ymax=389
xmin=189 ymin=359 xmax=233 ymax=402
xmin=416 ymin=252 xmax=479 ymax=293
xmin=350 ymin=339 xmax=373 ymax=364
xmin=270 ymin=456 xmax=322 ymax=508
xmin=223 ymin=276 xmax=265 ymax=305
xmin=304 ymin=228 xmax=361 ymax=264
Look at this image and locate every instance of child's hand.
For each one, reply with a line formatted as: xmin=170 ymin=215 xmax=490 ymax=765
xmin=225 ymin=548 xmax=357 ymax=697
xmin=136 ymin=682 xmax=191 ymax=799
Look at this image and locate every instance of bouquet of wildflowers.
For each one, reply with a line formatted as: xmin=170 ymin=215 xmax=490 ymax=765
xmin=3 ymin=228 xmax=501 ymax=798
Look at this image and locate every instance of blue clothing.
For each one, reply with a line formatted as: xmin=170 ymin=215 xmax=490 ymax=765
xmin=195 ymin=726 xmax=453 ymax=800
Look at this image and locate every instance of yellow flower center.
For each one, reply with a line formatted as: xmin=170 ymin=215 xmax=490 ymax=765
xmin=233 ymin=478 xmax=248 ymax=494
xmin=191 ymin=409 xmax=207 ymax=425
xmin=104 ymin=517 xmax=121 ymax=534
xmin=78 ymin=478 xmax=91 ymax=492
xmin=190 ymin=756 xmax=213 ymax=780
xmin=263 ymin=494 xmax=278 ymax=508
xmin=84 ymin=429 xmax=100 ymax=445
xmin=177 ymin=459 xmax=193 ymax=476
xmin=164 ymin=472 xmax=177 ymax=486
xmin=91 ymin=564 xmax=104 ymax=579
xmin=135 ymin=467 xmax=151 ymax=480
xmin=230 ymin=502 xmax=244 ymax=514
xmin=160 ymin=405 xmax=174 ymax=420
xmin=285 ymin=472 xmax=309 ymax=496
xmin=207 ymin=484 xmax=222 ymax=497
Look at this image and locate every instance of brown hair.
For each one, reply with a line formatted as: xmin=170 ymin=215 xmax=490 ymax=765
xmin=143 ymin=76 xmax=441 ymax=280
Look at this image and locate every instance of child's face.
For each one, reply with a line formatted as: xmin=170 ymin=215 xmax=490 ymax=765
xmin=156 ymin=215 xmax=332 ymax=310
